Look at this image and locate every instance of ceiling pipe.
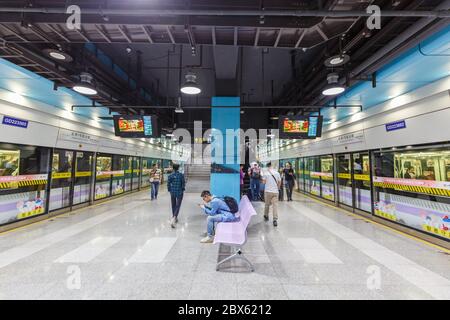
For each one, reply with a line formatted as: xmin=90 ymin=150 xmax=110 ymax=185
xmin=0 ymin=8 xmax=448 ymax=18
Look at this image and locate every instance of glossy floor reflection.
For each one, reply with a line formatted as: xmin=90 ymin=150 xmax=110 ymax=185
xmin=0 ymin=189 xmax=449 ymax=300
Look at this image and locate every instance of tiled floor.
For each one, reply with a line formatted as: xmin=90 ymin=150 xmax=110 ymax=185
xmin=0 ymin=189 xmax=449 ymax=300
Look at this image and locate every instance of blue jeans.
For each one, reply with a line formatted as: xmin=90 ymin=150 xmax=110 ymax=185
xmin=151 ymin=181 xmax=160 ymax=199
xmin=170 ymin=193 xmax=183 ymax=218
xmin=207 ymin=214 xmax=225 ymax=237
xmin=250 ymin=178 xmax=260 ymax=201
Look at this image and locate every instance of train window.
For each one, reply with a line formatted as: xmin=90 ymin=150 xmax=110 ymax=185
xmin=0 ymin=149 xmax=20 ymax=176
xmin=393 ymin=150 xmax=450 ymax=182
xmin=372 ymin=147 xmax=450 ymax=240
xmin=0 ymin=144 xmax=50 ymax=226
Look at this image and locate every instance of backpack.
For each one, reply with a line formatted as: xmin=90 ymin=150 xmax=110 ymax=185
xmin=221 ymin=196 xmax=239 ymax=214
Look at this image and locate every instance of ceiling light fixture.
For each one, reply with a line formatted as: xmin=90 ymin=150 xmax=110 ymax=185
xmin=73 ymin=72 xmax=98 ymax=96
xmin=324 ymin=54 xmax=350 ymax=67
xmin=43 ymin=48 xmax=73 ymax=62
xmin=322 ymin=73 xmax=345 ymax=96
xmin=180 ymin=73 xmax=201 ymax=95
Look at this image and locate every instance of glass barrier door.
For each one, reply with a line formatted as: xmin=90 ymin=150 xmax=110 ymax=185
xmin=141 ymin=158 xmax=150 ymax=188
xmin=124 ymin=156 xmax=132 ymax=192
xmin=320 ymin=155 xmax=335 ymax=201
xmin=112 ymin=155 xmax=125 ymax=196
xmin=49 ymin=149 xmax=74 ymax=211
xmin=337 ymin=153 xmax=353 ymax=207
xmin=73 ymin=151 xmax=93 ymax=205
xmin=95 ymin=154 xmax=112 ymax=200
xmin=132 ymin=157 xmax=141 ymax=190
xmin=353 ymin=152 xmax=372 ymax=212
xmin=297 ymin=158 xmax=305 ymax=192
xmin=304 ymin=157 xmax=312 ymax=194
xmin=309 ymin=157 xmax=321 ymax=197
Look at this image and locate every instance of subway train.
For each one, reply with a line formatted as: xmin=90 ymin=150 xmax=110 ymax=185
xmin=0 ymin=142 xmax=176 ymax=230
xmin=273 ymin=77 xmax=450 ymax=249
xmin=0 ymin=93 xmax=181 ymax=232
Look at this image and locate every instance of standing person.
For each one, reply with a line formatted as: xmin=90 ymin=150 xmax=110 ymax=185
xmin=167 ymin=163 xmax=185 ymax=228
xmin=198 ymin=190 xmax=238 ymax=243
xmin=149 ymin=163 xmax=162 ymax=200
xmin=240 ymin=164 xmax=245 ymax=198
xmin=248 ymin=162 xmax=261 ymax=201
xmin=283 ymin=162 xmax=296 ymax=201
xmin=262 ymin=162 xmax=282 ymax=227
xmin=278 ymin=167 xmax=284 ymax=201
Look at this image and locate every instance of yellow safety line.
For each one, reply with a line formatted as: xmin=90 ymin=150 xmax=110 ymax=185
xmin=298 ymin=192 xmax=450 ymax=254
xmin=0 ymin=189 xmax=149 ymax=236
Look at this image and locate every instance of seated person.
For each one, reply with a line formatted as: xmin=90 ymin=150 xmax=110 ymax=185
xmin=198 ymin=190 xmax=238 ymax=244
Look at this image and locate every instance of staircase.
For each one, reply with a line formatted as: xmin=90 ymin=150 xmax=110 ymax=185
xmin=185 ymin=164 xmax=211 ymax=193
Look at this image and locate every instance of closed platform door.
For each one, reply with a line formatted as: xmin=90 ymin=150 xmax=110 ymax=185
xmin=49 ymin=149 xmax=74 ymax=211
xmin=353 ymin=152 xmax=372 ymax=212
xmin=337 ymin=154 xmax=353 ymax=207
xmin=73 ymin=151 xmax=93 ymax=205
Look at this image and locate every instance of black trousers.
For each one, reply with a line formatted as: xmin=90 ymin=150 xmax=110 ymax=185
xmin=170 ymin=193 xmax=184 ymax=217
xmin=285 ymin=180 xmax=295 ymax=200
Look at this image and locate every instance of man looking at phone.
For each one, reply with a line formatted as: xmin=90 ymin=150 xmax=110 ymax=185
xmin=198 ymin=190 xmax=238 ymax=243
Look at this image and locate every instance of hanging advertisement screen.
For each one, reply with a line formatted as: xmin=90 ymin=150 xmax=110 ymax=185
xmin=113 ymin=115 xmax=159 ymax=138
xmin=279 ymin=116 xmax=323 ymax=139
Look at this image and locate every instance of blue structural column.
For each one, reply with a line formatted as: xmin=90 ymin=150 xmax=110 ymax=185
xmin=210 ymin=97 xmax=240 ymax=201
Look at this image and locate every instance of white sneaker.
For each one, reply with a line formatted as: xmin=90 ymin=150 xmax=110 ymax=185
xmin=170 ymin=217 xmax=176 ymax=228
xmin=200 ymin=236 xmax=214 ymax=243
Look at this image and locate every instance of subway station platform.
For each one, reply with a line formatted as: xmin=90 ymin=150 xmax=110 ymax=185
xmin=0 ymin=190 xmax=449 ymax=300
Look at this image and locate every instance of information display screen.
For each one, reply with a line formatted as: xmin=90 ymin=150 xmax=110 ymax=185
xmin=279 ymin=116 xmax=323 ymax=139
xmin=113 ymin=115 xmax=159 ymax=138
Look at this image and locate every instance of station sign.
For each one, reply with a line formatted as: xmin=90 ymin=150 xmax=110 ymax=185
xmin=2 ymin=116 xmax=29 ymax=129
xmin=385 ymin=120 xmax=406 ymax=132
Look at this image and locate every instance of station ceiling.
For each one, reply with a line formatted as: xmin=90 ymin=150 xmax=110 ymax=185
xmin=0 ymin=0 xmax=448 ymax=134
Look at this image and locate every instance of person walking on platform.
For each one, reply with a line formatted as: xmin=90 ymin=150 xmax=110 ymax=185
xmin=278 ymin=167 xmax=284 ymax=201
xmin=167 ymin=163 xmax=185 ymax=228
xmin=248 ymin=162 xmax=262 ymax=201
xmin=283 ymin=162 xmax=296 ymax=201
xmin=262 ymin=162 xmax=281 ymax=227
xmin=149 ymin=163 xmax=162 ymax=200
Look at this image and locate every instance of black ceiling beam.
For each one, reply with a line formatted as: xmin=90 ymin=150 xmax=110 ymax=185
xmin=0 ymin=14 xmax=321 ymax=29
xmin=0 ymin=8 xmax=447 ymax=18
xmin=72 ymin=104 xmax=362 ymax=110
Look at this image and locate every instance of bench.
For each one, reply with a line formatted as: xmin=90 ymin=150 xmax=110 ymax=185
xmin=213 ymin=195 xmax=257 ymax=272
